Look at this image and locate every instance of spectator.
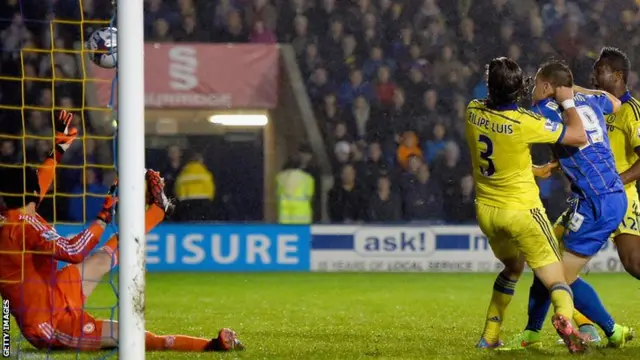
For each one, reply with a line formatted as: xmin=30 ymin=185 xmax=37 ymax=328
xmin=162 ymin=145 xmax=183 ymax=200
xmin=350 ymin=144 xmax=368 ymax=183
xmin=338 ymin=69 xmax=373 ymax=108
xmin=374 ymin=65 xmax=396 ymax=107
xmin=403 ymin=64 xmax=429 ymax=109
xmin=433 ymin=44 xmax=466 ymax=86
xmin=396 ymin=131 xmax=422 ymax=170
xmin=423 ymin=123 xmax=447 ymax=166
xmin=144 ymin=0 xmax=178 ymax=35
xmin=328 ymin=163 xmax=365 ymax=223
xmin=249 ymin=20 xmax=277 ymax=43
xmin=541 ymin=0 xmax=584 ymax=32
xmin=367 ymin=175 xmax=402 ymax=222
xmin=413 ymin=88 xmax=443 ymax=137
xmin=27 ymin=140 xmax=52 ymax=164
xmin=317 ymin=93 xmax=342 ymax=137
xmin=347 ymin=96 xmax=372 ymax=141
xmin=433 ymin=142 xmax=469 ymax=221
xmin=307 ymin=67 xmax=334 ymax=105
xmin=338 ymin=34 xmax=360 ymax=80
xmin=452 ymin=175 xmax=476 ymax=223
xmin=276 ymin=156 xmax=315 ymax=224
xmin=300 ymin=41 xmax=323 ymax=79
xmin=322 ymin=17 xmax=345 ymax=68
xmin=174 ymin=14 xmax=206 ymax=42
xmin=297 ymin=144 xmax=322 ymax=223
xmin=217 ymin=10 xmax=248 ymax=43
xmin=392 ymin=24 xmax=415 ymax=63
xmin=291 ymin=15 xmax=309 ymax=56
xmin=308 ymin=0 xmax=340 ymax=35
xmin=212 ymin=0 xmax=238 ymax=30
xmin=245 ymin=0 xmax=278 ymax=32
xmin=68 ymin=169 xmax=108 ymax=222
xmin=174 ymin=152 xmax=216 ymax=221
xmin=150 ymin=18 xmax=173 ymax=42
xmin=331 ymin=139 xmax=352 ymax=176
xmin=362 ymin=45 xmax=395 ymax=81
xmin=403 ymin=163 xmax=442 ymax=221
xmin=0 ymin=141 xmax=18 ymax=164
xmin=363 ymin=141 xmax=388 ymax=193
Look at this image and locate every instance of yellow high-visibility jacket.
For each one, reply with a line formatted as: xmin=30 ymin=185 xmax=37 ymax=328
xmin=175 ymin=162 xmax=215 ymax=201
xmin=276 ymin=169 xmax=314 ymax=224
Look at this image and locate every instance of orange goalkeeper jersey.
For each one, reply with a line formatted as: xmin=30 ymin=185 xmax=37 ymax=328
xmin=0 ymin=210 xmax=104 ymax=328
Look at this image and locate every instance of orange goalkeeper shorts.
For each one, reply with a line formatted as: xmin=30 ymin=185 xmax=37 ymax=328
xmin=22 ymin=265 xmax=105 ymax=350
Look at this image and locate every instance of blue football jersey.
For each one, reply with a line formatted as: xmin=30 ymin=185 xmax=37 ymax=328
xmin=532 ymin=93 xmax=624 ymax=198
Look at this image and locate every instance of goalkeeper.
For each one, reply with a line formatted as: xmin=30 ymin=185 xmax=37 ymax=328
xmin=0 ymin=110 xmax=243 ymax=352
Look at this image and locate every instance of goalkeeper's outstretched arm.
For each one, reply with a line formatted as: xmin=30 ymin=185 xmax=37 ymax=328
xmin=26 ymin=186 xmax=116 ymax=263
xmin=37 ymin=109 xmax=78 ymax=201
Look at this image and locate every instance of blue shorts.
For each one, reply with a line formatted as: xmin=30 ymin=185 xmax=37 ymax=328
xmin=562 ymin=191 xmax=627 ymax=257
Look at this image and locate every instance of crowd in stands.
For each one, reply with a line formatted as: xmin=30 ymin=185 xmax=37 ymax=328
xmin=2 ymin=0 xmax=640 ymax=223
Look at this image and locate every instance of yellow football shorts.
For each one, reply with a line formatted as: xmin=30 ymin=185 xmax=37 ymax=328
xmin=612 ymin=189 xmax=640 ymax=238
xmin=476 ymin=202 xmax=562 ymax=269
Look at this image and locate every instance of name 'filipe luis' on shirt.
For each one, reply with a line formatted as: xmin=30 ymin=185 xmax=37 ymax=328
xmin=532 ymin=93 xmax=623 ymax=198
xmin=468 ymin=111 xmax=514 ymax=135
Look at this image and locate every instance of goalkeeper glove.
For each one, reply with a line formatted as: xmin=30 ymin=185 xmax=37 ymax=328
xmin=49 ymin=109 xmax=78 ymax=159
xmin=146 ymin=169 xmax=174 ymax=214
xmin=96 ymin=181 xmax=118 ymax=224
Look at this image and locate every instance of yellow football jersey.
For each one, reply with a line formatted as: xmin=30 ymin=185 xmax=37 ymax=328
xmin=466 ymin=100 xmax=565 ymax=210
xmin=606 ymin=92 xmax=640 ymax=196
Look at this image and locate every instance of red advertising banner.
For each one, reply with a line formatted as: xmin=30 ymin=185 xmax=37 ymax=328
xmin=92 ymin=44 xmax=279 ymax=109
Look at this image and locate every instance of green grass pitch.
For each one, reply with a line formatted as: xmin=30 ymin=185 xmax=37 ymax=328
xmin=9 ymin=272 xmax=640 ymax=359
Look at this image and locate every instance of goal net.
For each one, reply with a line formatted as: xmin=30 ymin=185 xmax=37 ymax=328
xmin=0 ymin=0 xmax=143 ymax=358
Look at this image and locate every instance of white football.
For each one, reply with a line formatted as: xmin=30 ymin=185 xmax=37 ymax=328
xmin=86 ymin=27 xmax=118 ymax=69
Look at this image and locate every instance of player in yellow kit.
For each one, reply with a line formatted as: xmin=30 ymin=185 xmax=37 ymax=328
xmin=468 ymin=57 xmax=590 ymax=353
xmin=594 ymin=47 xmax=640 ymax=278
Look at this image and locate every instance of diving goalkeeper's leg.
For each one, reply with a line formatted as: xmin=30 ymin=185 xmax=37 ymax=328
xmin=80 ymin=169 xmax=172 ymax=296
xmin=97 ymin=320 xmax=244 ymax=351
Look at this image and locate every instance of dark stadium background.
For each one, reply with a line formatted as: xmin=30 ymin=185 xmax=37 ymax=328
xmin=1 ymin=0 xmax=640 ymax=223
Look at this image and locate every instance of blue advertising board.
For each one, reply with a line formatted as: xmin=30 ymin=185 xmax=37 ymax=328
xmin=55 ymin=224 xmax=311 ymax=271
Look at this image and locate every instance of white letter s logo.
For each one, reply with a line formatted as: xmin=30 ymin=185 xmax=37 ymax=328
xmin=168 ymin=46 xmax=198 ymax=91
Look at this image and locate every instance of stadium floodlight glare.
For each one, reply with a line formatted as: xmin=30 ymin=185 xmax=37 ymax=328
xmin=117 ymin=0 xmax=146 ymax=358
xmin=209 ymin=114 xmax=269 ymax=126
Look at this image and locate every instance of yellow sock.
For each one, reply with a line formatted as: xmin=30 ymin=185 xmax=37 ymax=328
xmin=573 ymin=310 xmax=593 ymax=327
xmin=550 ymin=283 xmax=574 ymax=319
xmin=482 ymin=272 xmax=517 ymax=343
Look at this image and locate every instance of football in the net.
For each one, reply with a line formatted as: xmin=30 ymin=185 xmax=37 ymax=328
xmin=86 ymin=27 xmax=118 ymax=69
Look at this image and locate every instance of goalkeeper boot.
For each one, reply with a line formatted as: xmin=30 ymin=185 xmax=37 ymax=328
xmin=556 ymin=324 xmax=601 ymax=345
xmin=607 ymin=324 xmax=635 ymax=348
xmin=552 ymin=314 xmax=589 ymax=353
xmin=205 ymin=328 xmax=245 ymax=352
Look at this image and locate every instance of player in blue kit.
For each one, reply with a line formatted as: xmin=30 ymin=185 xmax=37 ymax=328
xmin=513 ymin=60 xmax=635 ymax=348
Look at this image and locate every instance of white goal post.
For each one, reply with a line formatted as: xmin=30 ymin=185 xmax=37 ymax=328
xmin=117 ymin=0 xmax=146 ymax=358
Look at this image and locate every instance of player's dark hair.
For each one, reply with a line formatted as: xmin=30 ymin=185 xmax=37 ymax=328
xmin=538 ymin=59 xmax=574 ymax=87
xmin=598 ymin=46 xmax=630 ymax=83
xmin=486 ymin=57 xmax=525 ymax=108
xmin=0 ymin=166 xmax=40 ymax=209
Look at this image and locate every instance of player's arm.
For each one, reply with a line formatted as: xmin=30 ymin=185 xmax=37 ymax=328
xmin=556 ymin=87 xmax=589 ymax=146
xmin=619 ymin=115 xmax=640 ymax=185
xmin=27 ymin=185 xmax=116 ymax=263
xmin=38 ymin=110 xmax=78 ymax=201
xmin=573 ymin=85 xmax=621 ymax=114
xmin=521 ymin=88 xmax=587 ymax=147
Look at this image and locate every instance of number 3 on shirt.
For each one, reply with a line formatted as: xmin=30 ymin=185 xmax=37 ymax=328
xmin=478 ymin=134 xmax=495 ymax=176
